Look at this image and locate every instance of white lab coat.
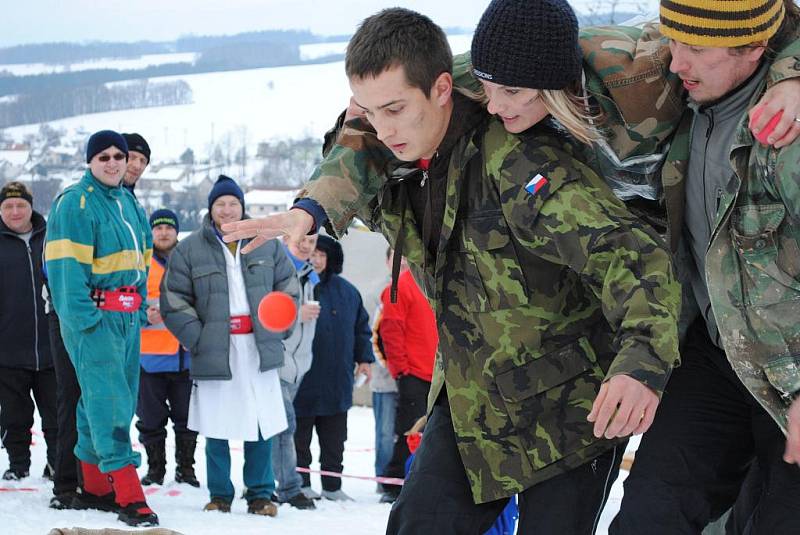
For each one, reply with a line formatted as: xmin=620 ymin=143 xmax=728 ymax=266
xmin=188 ymin=240 xmax=287 ymax=441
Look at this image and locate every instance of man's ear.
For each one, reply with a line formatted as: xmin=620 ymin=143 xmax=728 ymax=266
xmin=431 ymin=72 xmax=453 ymax=107
xmin=743 ymin=40 xmax=768 ymax=62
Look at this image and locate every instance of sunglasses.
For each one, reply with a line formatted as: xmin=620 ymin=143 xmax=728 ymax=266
xmin=97 ymin=153 xmax=126 ymax=162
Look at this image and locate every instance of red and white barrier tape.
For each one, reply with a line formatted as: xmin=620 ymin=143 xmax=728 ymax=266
xmin=295 ymin=467 xmax=404 ymax=486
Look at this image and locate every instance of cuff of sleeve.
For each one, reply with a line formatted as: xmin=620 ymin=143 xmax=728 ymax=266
xmin=604 ymin=352 xmax=674 ymax=397
xmin=292 ymin=200 xmax=328 ymax=234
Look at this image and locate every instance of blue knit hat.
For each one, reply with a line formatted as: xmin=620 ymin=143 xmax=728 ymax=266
xmin=208 ymin=174 xmax=245 ymax=212
xmin=149 ymin=208 xmax=179 ymax=233
xmin=86 ymin=130 xmax=128 ymax=164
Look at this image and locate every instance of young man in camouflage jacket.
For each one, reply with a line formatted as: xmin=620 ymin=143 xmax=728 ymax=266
xmin=224 ymin=7 xmax=682 ymax=533
xmin=611 ymin=1 xmax=800 ymax=532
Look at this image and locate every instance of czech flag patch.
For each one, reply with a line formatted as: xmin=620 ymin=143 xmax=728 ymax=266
xmin=525 ymin=173 xmax=548 ymax=195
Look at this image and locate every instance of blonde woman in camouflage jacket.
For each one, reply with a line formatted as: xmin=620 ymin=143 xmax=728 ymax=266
xmin=611 ymin=1 xmax=800 ymax=533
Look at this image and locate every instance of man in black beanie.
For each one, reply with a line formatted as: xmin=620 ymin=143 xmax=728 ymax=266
xmin=122 ymin=133 xmax=151 ymax=194
xmin=136 ymin=208 xmax=199 ymax=488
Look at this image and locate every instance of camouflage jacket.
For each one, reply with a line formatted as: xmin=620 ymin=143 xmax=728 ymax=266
xmin=455 ymin=23 xmax=800 ymax=206
xmin=662 ymin=74 xmax=800 ymax=434
xmin=300 ymin=116 xmax=680 ymax=503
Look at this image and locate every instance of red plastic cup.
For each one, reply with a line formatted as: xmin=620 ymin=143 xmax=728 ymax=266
xmin=257 ymin=291 xmax=297 ymax=332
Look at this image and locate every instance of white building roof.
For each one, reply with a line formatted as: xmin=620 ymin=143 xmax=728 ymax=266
xmin=144 ymin=166 xmax=185 ymax=182
xmin=0 ymin=149 xmax=30 ymax=166
xmin=244 ymin=189 xmax=297 ymax=207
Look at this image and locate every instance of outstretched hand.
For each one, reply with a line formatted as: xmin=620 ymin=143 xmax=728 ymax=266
xmin=587 ymin=374 xmax=660 ymax=439
xmin=221 ymin=208 xmax=314 ymax=254
xmin=749 ymin=79 xmax=800 ymax=148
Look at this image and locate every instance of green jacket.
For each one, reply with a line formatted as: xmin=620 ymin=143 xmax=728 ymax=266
xmin=662 ymin=74 xmax=800 ymax=433
xmin=300 ymin=115 xmax=680 ymax=503
xmin=45 ymin=170 xmax=152 ymax=332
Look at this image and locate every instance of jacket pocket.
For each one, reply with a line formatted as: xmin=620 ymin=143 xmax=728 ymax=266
xmin=190 ymin=264 xmax=224 ymax=316
xmin=495 ymin=337 xmax=604 ymax=468
xmin=457 ymin=212 xmax=529 ymax=312
xmin=245 ymin=256 xmax=276 ymax=293
xmin=730 ymin=204 xmax=800 ymax=307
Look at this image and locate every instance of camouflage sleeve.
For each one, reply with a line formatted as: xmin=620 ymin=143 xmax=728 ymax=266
xmin=498 ymin=153 xmax=682 ymax=394
xmin=452 ymin=52 xmax=481 ymax=94
xmin=296 ymin=121 xmax=395 ymax=238
xmin=767 ymin=24 xmax=800 ymax=85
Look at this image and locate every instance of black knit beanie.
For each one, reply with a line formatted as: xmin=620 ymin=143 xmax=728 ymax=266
xmin=471 ymin=0 xmax=582 ymax=90
xmin=122 ymin=133 xmax=151 ymax=163
xmin=149 ymin=208 xmax=180 ymax=233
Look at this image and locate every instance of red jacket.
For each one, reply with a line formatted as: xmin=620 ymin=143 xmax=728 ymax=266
xmin=379 ymin=270 xmax=437 ymax=382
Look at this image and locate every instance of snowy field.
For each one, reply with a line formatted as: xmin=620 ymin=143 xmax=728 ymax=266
xmin=2 ymin=35 xmax=472 ymax=163
xmin=0 ymin=407 xmax=636 ymax=534
xmin=0 ymin=53 xmax=200 ymax=77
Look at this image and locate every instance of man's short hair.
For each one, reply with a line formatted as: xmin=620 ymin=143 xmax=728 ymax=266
xmin=345 ymin=7 xmax=452 ymax=96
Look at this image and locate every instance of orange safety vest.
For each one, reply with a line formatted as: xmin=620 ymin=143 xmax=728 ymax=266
xmin=140 ymin=257 xmax=180 ymax=355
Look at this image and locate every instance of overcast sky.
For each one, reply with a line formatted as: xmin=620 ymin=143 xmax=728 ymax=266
xmin=1 ymin=0 xmax=658 ymax=48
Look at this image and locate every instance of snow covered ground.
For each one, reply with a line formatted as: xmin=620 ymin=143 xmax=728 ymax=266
xmin=0 ymin=53 xmax=200 ymax=77
xmin=0 ymin=407 xmax=636 ymax=534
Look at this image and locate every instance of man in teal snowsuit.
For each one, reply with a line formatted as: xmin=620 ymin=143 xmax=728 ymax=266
xmin=45 ymin=130 xmax=158 ymax=527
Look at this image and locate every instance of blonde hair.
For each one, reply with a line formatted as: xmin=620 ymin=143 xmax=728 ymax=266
xmin=458 ymin=78 xmax=604 ymax=145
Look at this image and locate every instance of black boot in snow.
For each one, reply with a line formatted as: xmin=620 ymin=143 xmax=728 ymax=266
xmin=174 ymin=434 xmax=200 ymax=487
xmin=140 ymin=442 xmax=166 ymax=486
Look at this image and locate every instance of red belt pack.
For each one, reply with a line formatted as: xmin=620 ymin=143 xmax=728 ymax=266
xmin=90 ymin=286 xmax=142 ymax=313
xmin=230 ymin=314 xmax=253 ymax=334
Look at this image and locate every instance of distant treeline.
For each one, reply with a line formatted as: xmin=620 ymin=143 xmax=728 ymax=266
xmin=0 ymin=79 xmax=192 ymax=128
xmin=0 ymin=42 xmax=300 ymax=97
xmin=0 ymin=30 xmax=323 ymax=65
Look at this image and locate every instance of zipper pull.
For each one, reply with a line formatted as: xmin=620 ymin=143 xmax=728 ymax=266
xmin=421 ymin=170 xmax=428 ymax=187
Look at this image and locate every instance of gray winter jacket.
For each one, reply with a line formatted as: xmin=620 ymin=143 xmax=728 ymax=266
xmin=279 ymin=260 xmax=317 ymax=384
xmin=160 ymin=214 xmax=299 ymax=380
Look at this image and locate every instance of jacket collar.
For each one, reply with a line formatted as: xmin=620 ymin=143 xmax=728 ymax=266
xmin=80 ymin=169 xmax=122 ymax=196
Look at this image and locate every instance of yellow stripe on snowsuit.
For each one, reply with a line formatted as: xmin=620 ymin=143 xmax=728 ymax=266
xmin=92 ymin=250 xmax=147 ymax=274
xmin=46 ymin=239 xmax=93 ymax=265
xmin=144 ymin=248 xmax=153 ymax=266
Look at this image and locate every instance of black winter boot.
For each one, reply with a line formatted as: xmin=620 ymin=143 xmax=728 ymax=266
xmin=140 ymin=441 xmax=166 ymax=486
xmin=174 ymin=434 xmax=200 ymax=487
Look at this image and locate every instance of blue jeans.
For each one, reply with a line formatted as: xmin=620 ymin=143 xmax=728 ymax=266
xmin=372 ymin=391 xmax=398 ymax=476
xmin=272 ymin=380 xmax=304 ymax=500
xmin=206 ymin=434 xmax=275 ymax=502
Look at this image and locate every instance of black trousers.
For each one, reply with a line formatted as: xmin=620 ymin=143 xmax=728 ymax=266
xmin=387 ymin=393 xmax=624 ymax=535
xmin=383 ymin=375 xmax=430 ymax=487
xmin=135 ymin=368 xmax=195 ymax=446
xmin=49 ymin=312 xmax=80 ymax=495
xmin=295 ymin=411 xmax=347 ymax=491
xmin=611 ymin=320 xmax=800 ymax=535
xmin=0 ymin=365 xmax=57 ymax=473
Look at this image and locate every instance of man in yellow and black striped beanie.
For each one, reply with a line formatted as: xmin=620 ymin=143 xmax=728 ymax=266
xmin=610 ymin=2 xmax=800 ymax=534
xmin=660 ymin=0 xmax=785 ymax=47
xmin=659 ymin=0 xmax=799 ymax=104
